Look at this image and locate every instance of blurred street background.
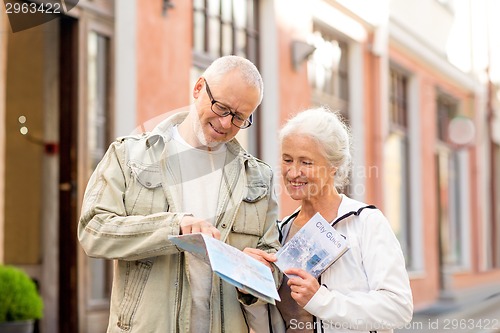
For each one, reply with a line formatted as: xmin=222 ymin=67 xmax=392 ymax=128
xmin=0 ymin=0 xmax=499 ymax=332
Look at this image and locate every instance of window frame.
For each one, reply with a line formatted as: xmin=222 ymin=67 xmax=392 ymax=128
xmin=385 ymin=66 xmax=413 ymax=268
xmin=435 ymin=91 xmax=471 ymax=272
xmin=78 ymin=17 xmax=115 ymax=312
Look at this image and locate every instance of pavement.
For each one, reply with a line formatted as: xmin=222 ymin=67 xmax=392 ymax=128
xmin=396 ymin=284 xmax=500 ymax=333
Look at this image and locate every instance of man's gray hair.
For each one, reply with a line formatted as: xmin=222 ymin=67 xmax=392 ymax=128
xmin=203 ymin=55 xmax=264 ymax=104
xmin=279 ymin=106 xmax=352 ymax=190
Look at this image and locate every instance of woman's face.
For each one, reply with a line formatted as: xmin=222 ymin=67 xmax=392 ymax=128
xmin=281 ymin=134 xmax=336 ymax=201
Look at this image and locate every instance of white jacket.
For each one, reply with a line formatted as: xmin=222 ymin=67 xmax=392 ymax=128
xmin=274 ymin=194 xmax=413 ymax=333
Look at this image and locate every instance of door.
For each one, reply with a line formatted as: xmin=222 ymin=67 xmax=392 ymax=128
xmin=59 ymin=15 xmax=79 ymax=333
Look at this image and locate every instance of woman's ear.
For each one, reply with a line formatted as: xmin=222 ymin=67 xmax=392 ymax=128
xmin=330 ymin=165 xmax=338 ymax=176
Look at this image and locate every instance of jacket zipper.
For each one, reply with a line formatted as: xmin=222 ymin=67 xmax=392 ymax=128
xmin=219 ymin=279 xmax=225 ymax=333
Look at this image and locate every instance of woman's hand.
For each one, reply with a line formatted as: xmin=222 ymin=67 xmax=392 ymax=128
xmin=285 ymin=268 xmax=320 ymax=307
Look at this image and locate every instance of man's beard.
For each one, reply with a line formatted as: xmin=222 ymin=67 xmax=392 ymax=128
xmin=193 ymin=115 xmax=222 ymax=149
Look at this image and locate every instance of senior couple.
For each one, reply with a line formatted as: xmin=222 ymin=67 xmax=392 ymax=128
xmin=78 ymin=55 xmax=413 ymax=333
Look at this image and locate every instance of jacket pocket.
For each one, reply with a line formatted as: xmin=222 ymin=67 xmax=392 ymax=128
xmin=125 ymin=161 xmax=166 ymax=215
xmin=243 ymin=182 xmax=268 ymax=203
xmin=117 ymin=260 xmax=153 ymax=331
xmin=228 ymin=182 xmax=269 ymax=249
xmin=129 ymin=160 xmax=162 ymax=189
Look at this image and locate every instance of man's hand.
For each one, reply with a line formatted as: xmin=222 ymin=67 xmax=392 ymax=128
xmin=180 ymin=215 xmax=221 ymax=240
xmin=243 ymin=248 xmax=277 ymax=272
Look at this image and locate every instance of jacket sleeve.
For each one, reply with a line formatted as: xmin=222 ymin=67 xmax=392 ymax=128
xmin=78 ymin=140 xmax=188 ymax=261
xmin=303 ymin=211 xmax=413 ymax=330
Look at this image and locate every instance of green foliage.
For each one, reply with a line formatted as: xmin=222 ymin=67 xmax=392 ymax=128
xmin=0 ymin=265 xmax=43 ymax=323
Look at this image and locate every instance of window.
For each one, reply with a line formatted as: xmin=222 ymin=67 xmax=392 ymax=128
xmin=307 ymin=24 xmax=352 ymax=195
xmin=87 ymin=32 xmax=111 ymax=173
xmin=87 ymin=31 xmax=113 ymax=304
xmin=437 ymin=94 xmax=456 ymax=142
xmin=384 ymin=68 xmax=412 ymax=267
xmin=435 ymin=93 xmax=467 ymax=271
xmin=389 ymin=70 xmax=408 ymax=129
xmin=193 ymin=0 xmax=259 ymax=63
xmin=493 ymin=143 xmax=500 ymax=268
xmin=308 ymin=23 xmax=349 ymax=116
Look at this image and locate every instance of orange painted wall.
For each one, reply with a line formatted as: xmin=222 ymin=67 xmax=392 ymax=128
xmin=363 ymin=38 xmax=384 ymax=208
xmin=275 ymin=2 xmax=313 ymax=218
xmin=136 ymin=0 xmax=193 ymax=126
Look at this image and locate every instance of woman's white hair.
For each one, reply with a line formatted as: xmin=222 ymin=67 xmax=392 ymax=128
xmin=203 ymin=55 xmax=264 ymax=104
xmin=279 ymin=106 xmax=352 ymax=190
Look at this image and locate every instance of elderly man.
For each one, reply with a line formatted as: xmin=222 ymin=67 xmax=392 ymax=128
xmin=78 ymin=55 xmax=280 ymax=333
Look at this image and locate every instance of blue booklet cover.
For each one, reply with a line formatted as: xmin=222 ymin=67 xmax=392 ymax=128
xmin=275 ymin=212 xmax=349 ymax=278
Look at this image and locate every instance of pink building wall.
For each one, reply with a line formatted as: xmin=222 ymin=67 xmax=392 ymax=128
xmin=136 ymin=1 xmax=193 ymax=125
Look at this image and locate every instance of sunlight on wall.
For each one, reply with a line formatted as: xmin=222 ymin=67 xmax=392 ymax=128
xmin=446 ymin=0 xmax=499 ymax=83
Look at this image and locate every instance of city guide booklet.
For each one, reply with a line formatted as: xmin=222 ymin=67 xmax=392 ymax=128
xmin=275 ymin=212 xmax=350 ymax=278
xmin=168 ymin=233 xmax=281 ymax=304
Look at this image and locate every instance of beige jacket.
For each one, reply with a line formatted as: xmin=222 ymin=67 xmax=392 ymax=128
xmin=78 ymin=112 xmax=281 ymax=333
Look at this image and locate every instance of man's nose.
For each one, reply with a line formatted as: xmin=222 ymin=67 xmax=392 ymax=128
xmin=220 ymin=115 xmax=233 ymax=129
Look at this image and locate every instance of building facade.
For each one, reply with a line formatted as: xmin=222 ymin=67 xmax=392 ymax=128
xmin=1 ymin=0 xmax=499 ymax=332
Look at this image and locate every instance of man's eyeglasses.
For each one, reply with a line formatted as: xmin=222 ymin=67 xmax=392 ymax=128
xmin=203 ymin=78 xmax=253 ymax=129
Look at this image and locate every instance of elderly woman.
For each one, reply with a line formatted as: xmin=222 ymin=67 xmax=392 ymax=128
xmin=273 ymin=107 xmax=413 ymax=333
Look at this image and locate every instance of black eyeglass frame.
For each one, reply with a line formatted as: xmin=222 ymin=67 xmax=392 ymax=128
xmin=203 ymin=78 xmax=254 ymax=129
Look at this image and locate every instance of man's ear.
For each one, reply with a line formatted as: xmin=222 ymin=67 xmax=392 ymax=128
xmin=192 ymin=77 xmax=204 ymax=99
